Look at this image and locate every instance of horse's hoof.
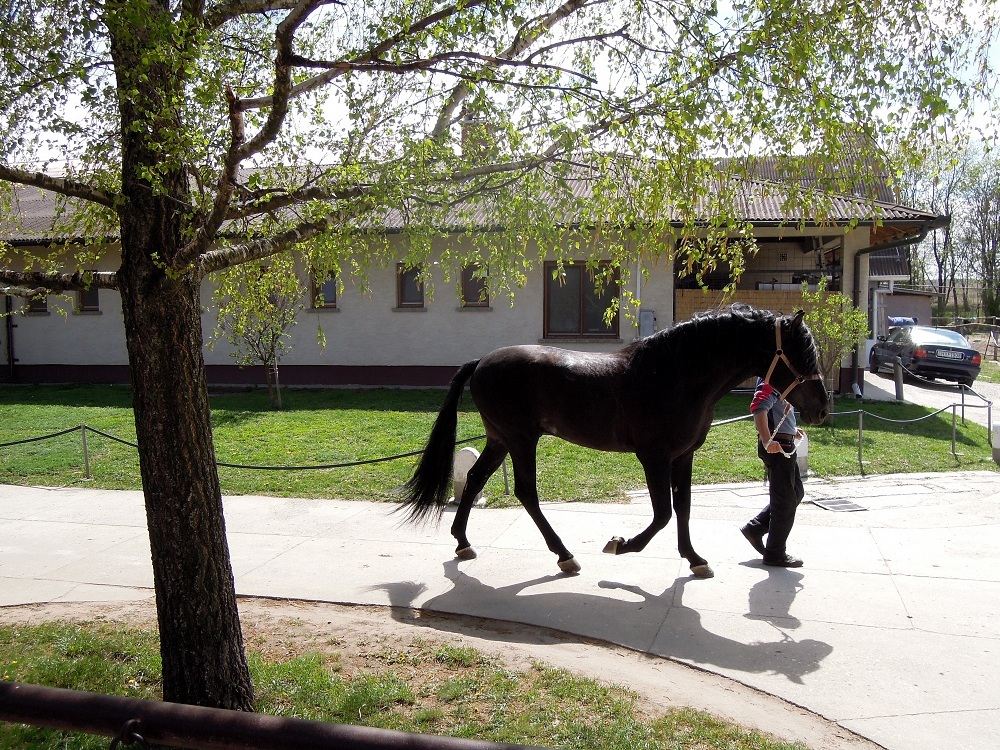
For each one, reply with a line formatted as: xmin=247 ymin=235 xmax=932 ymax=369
xmin=690 ymin=563 xmax=714 ymax=579
xmin=603 ymin=536 xmax=625 ymax=555
xmin=558 ymin=556 xmax=581 ymax=574
xmin=455 ymin=546 xmax=477 ymax=560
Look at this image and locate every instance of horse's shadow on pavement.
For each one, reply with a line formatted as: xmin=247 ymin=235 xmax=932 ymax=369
xmin=368 ymin=559 xmax=831 ymax=685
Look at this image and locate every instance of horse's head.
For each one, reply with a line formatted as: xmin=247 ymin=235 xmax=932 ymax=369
xmin=765 ymin=310 xmax=830 ymax=425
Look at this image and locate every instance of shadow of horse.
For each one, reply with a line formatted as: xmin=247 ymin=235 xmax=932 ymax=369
xmin=367 ymin=561 xmax=831 ymax=685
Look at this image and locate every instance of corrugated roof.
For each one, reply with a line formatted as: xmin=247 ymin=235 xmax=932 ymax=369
xmin=717 ymin=148 xmax=898 ymax=205
xmin=0 ymin=186 xmax=84 ymax=242
xmin=1 ymin=167 xmax=945 ymax=244
xmin=868 ymin=245 xmax=911 ymax=279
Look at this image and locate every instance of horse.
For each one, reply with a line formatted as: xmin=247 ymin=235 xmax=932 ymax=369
xmin=399 ymin=303 xmax=829 ymax=579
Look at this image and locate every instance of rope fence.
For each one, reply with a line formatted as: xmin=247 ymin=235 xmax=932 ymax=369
xmin=1 ymin=384 xmax=992 ymax=483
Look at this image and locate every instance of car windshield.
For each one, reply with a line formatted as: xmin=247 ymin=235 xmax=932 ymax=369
xmin=911 ymin=328 xmax=971 ymax=347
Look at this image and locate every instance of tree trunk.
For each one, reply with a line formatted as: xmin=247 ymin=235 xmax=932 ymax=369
xmin=263 ymin=358 xmax=277 ymax=409
xmin=108 ymin=4 xmax=254 ymax=710
xmin=118 ymin=247 xmax=255 ymax=710
xmin=272 ymin=362 xmax=282 ymax=410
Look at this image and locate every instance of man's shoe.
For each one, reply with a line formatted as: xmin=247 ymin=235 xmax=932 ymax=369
xmin=763 ymin=553 xmax=804 ymax=568
xmin=740 ymin=524 xmax=766 ymax=555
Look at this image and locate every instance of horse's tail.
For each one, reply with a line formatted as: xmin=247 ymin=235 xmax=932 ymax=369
xmin=399 ymin=359 xmax=480 ymax=523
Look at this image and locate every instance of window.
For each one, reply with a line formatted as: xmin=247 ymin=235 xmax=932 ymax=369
xmin=78 ymin=272 xmax=100 ymax=312
xmin=27 ymin=296 xmax=48 ymax=314
xmin=543 ymin=261 xmax=619 ymax=338
xmin=396 ymin=264 xmax=424 ymax=308
xmin=312 ymin=270 xmax=338 ymax=309
xmin=460 ymin=264 xmax=489 ymax=308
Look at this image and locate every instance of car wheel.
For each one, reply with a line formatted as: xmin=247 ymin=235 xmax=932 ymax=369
xmin=960 ymin=377 xmax=975 ymax=387
xmin=868 ymin=353 xmax=879 ymax=374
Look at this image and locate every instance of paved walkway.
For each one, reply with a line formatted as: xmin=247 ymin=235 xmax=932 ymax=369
xmin=2 ymin=469 xmax=999 ymax=750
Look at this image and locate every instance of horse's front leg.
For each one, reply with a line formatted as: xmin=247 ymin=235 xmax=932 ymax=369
xmin=603 ymin=450 xmax=674 ymax=556
xmin=603 ymin=451 xmax=712 ymax=578
xmin=670 ymin=452 xmax=712 ymax=578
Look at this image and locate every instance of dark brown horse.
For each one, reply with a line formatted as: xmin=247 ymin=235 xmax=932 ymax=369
xmin=400 ymin=304 xmax=829 ymax=578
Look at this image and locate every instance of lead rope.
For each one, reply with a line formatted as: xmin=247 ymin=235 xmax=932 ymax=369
xmin=765 ymin=403 xmax=797 ymax=459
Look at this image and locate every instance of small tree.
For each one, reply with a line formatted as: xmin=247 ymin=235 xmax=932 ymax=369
xmin=212 ymin=255 xmax=305 ymax=409
xmin=801 ymin=278 xmax=870 ymax=392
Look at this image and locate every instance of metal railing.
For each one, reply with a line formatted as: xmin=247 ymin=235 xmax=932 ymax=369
xmin=0 ymin=427 xmax=489 ymax=479
xmin=0 ymin=680 xmax=540 ymax=750
xmin=1 ymin=394 xmax=990 ymax=486
xmin=3 ymin=373 xmax=995 ymax=485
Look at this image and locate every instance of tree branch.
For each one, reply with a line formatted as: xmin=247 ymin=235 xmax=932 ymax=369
xmin=197 ymin=217 xmax=334 ymax=276
xmin=224 ymin=182 xmax=370 ymax=220
xmin=234 ymin=0 xmax=495 ymax=112
xmin=0 ymin=269 xmax=119 ymax=296
xmin=198 ymin=192 xmax=377 ymax=275
xmin=431 ymin=0 xmax=592 ymax=138
xmin=202 ymin=0 xmax=329 ymax=30
xmin=172 ymin=86 xmax=248 ymax=271
xmin=0 ymin=166 xmax=118 ymax=209
xmin=288 ymin=50 xmax=598 ymax=82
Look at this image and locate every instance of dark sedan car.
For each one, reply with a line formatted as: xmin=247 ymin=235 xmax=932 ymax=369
xmin=869 ymin=325 xmax=982 ymax=386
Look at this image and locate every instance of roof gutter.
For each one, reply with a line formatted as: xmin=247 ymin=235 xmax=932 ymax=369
xmin=851 ymin=215 xmax=950 ymax=393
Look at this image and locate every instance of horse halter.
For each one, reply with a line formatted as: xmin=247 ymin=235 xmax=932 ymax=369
xmin=763 ymin=319 xmax=824 ymax=402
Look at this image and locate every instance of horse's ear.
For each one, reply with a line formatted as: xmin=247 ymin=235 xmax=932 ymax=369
xmin=791 ymin=309 xmax=805 ymax=325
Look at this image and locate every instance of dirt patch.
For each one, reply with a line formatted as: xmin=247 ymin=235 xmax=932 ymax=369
xmin=0 ymin=596 xmax=882 ymax=750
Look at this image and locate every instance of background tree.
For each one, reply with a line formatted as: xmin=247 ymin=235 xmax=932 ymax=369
xmin=0 ymin=0 xmax=993 ymax=710
xmin=897 ymin=139 xmax=970 ymax=312
xmin=211 ymin=254 xmax=306 ymax=409
xmin=903 ymin=142 xmax=1000 ymax=318
xmin=957 ymin=150 xmax=1000 ymax=318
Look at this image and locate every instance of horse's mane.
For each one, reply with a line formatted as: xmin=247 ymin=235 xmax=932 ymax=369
xmin=629 ymin=303 xmax=819 ymax=373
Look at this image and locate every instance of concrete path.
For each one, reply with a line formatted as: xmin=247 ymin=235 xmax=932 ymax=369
xmin=2 ymin=470 xmax=999 ymax=750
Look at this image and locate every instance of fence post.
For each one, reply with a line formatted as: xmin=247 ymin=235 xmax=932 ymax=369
xmin=952 ymin=405 xmax=958 ymax=459
xmin=81 ymin=425 xmax=91 ymax=480
xmin=893 ymin=357 xmax=905 ymax=401
xmin=857 ymin=410 xmax=865 ymax=477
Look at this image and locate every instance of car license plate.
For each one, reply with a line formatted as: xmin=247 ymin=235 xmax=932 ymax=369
xmin=937 ymin=350 xmax=963 ymax=360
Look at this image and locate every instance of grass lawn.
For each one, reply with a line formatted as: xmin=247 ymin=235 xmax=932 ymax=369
xmin=1 ymin=384 xmax=986 ymax=750
xmin=0 ymin=617 xmax=808 ymax=750
xmin=975 ymin=357 xmax=1000 ymax=385
xmin=1 ymin=383 xmax=995 ymax=501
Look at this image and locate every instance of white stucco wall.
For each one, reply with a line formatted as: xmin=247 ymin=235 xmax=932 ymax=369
xmin=4 ymin=225 xmax=884 ymax=380
xmin=6 ymin=233 xmax=678 ymax=375
xmin=204 ymin=237 xmax=678 ymax=368
xmin=10 ymin=256 xmax=129 ymax=366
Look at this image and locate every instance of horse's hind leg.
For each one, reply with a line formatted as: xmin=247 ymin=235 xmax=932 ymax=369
xmin=450 ymin=439 xmax=508 ymax=560
xmin=604 ymin=451 xmax=673 ymax=558
xmin=509 ymin=444 xmax=579 ymax=573
xmin=671 ymin=453 xmax=712 ymax=578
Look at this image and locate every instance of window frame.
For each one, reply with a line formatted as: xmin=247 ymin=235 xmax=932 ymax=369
xmin=460 ymin=264 xmax=489 ymax=308
xmin=542 ymin=260 xmax=620 ymax=339
xmin=311 ymin=269 xmax=338 ymax=309
xmin=77 ymin=272 xmax=100 ymax=313
xmin=396 ymin=263 xmax=425 ymax=309
xmin=26 ymin=295 xmax=48 ymax=314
